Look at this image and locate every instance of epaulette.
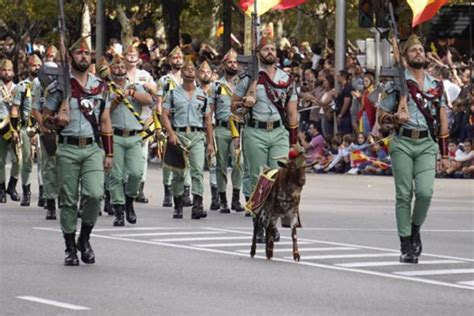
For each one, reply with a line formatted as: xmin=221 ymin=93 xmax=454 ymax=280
xmin=239 ymin=72 xmax=250 ymax=80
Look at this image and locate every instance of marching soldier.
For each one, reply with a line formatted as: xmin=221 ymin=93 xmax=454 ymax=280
xmin=232 ymin=36 xmax=298 ymax=241
xmin=197 ymin=60 xmax=220 ymax=211
xmin=10 ymin=54 xmax=43 ymax=206
xmin=0 ymin=58 xmax=19 ymax=203
xmin=210 ymin=49 xmax=244 ymax=214
xmin=378 ymin=34 xmax=449 ymax=263
xmin=124 ymin=45 xmax=156 ymax=204
xmin=107 ymin=54 xmax=153 ymax=226
xmin=156 ymin=46 xmax=192 ymax=208
xmin=31 ymin=45 xmax=60 ymax=219
xmin=42 ymin=38 xmax=113 ymax=266
xmin=161 ymin=57 xmax=214 ymax=219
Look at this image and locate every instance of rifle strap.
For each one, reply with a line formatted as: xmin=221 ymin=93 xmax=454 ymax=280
xmin=108 ymin=82 xmax=145 ymax=128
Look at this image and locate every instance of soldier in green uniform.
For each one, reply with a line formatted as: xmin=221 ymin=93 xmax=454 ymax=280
xmin=378 ymin=34 xmax=449 ymax=263
xmin=10 ymin=54 xmax=43 ymax=206
xmin=210 ymin=49 xmax=244 ymax=214
xmin=161 ymin=58 xmax=214 ymax=219
xmin=156 ymin=46 xmax=192 ymax=208
xmin=232 ymin=36 xmax=298 ymax=241
xmin=197 ymin=60 xmax=220 ymax=211
xmin=0 ymin=59 xmax=19 ymax=203
xmin=107 ymin=54 xmax=153 ymax=226
xmin=43 ymin=38 xmax=113 ymax=266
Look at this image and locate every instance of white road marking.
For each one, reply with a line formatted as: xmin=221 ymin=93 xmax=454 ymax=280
xmin=337 ymin=260 xmax=463 ymax=268
xmin=16 ymin=296 xmax=90 ymax=311
xmin=193 ymin=241 xmax=309 ymax=247
xmin=112 ymin=231 xmax=224 ymax=237
xmin=238 ymin=247 xmax=358 ymax=254
xmin=394 ymin=269 xmax=474 ymax=276
xmin=290 ymin=253 xmax=399 ymax=260
xmin=93 ymin=227 xmax=193 ymax=232
xmin=457 ymin=281 xmax=474 ymax=286
xmin=151 ymin=236 xmax=250 ymax=242
xmin=224 ymin=226 xmax=474 ymax=233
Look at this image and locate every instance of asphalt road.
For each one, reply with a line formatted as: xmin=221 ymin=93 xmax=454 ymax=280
xmin=1 ymin=165 xmax=473 ymax=315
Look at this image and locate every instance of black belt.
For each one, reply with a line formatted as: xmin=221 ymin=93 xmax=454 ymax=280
xmin=247 ymin=119 xmax=282 ymax=130
xmin=175 ymin=126 xmax=204 ymax=132
xmin=114 ymin=128 xmax=140 ymax=137
xmin=216 ymin=120 xmax=230 ymax=128
xmin=400 ymin=128 xmax=429 ymax=139
xmin=59 ymin=135 xmax=95 ymax=147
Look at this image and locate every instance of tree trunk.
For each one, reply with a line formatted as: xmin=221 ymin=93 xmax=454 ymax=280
xmin=162 ymin=0 xmax=185 ymax=50
xmin=116 ymin=5 xmax=134 ymax=48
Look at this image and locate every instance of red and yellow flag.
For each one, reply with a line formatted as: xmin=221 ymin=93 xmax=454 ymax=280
xmin=240 ymin=0 xmax=305 ymax=16
xmin=407 ymin=0 xmax=449 ymax=27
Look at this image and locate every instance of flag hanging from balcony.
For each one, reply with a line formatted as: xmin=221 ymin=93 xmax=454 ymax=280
xmin=240 ymin=0 xmax=306 ymax=16
xmin=407 ymin=0 xmax=449 ymax=27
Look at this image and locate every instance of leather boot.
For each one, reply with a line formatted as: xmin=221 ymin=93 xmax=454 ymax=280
xmin=191 ymin=195 xmax=207 ymax=219
xmin=399 ymin=236 xmax=418 ymax=264
xmin=103 ymin=190 xmax=114 ymax=215
xmin=162 ymin=185 xmax=173 ymax=207
xmin=6 ymin=176 xmax=20 ymax=201
xmin=219 ymin=192 xmax=230 ymax=214
xmin=210 ymin=185 xmax=220 ymax=210
xmin=20 ymin=184 xmax=31 ymax=206
xmin=112 ymin=204 xmax=125 ymax=226
xmin=273 ymin=226 xmax=280 ymax=242
xmin=63 ymin=233 xmax=79 ymax=266
xmin=37 ymin=185 xmax=45 ymax=207
xmin=253 ymin=217 xmax=265 ymax=244
xmin=77 ymin=224 xmax=95 ymax=264
xmin=173 ymin=195 xmax=183 ymax=219
xmin=0 ymin=183 xmax=6 ymax=203
xmin=135 ymin=182 xmax=149 ymax=203
xmin=45 ymin=199 xmax=56 ymax=220
xmin=125 ymin=195 xmax=137 ymax=224
xmin=411 ymin=224 xmax=422 ymax=257
xmin=231 ymin=189 xmax=244 ymax=212
xmin=182 ymin=186 xmax=192 ymax=207
xmin=244 ymin=195 xmax=251 ymax=217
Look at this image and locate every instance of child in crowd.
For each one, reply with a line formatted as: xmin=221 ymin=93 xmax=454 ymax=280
xmin=443 ymin=139 xmax=474 ymax=178
xmin=324 ymin=134 xmax=352 ymax=173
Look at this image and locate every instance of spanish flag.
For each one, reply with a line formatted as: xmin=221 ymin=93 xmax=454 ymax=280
xmin=240 ymin=0 xmax=305 ymax=16
xmin=407 ymin=0 xmax=449 ymax=27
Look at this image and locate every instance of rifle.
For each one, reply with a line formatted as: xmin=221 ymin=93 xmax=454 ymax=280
xmin=55 ymin=0 xmax=71 ymax=127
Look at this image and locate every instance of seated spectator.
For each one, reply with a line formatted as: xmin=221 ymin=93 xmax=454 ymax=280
xmin=359 ymin=136 xmax=390 ymax=175
xmin=325 ymin=134 xmax=352 ymax=173
xmin=298 ymin=123 xmax=325 ymax=164
xmin=443 ymin=139 xmax=474 ymax=178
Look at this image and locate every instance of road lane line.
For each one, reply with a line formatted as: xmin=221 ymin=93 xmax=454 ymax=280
xmin=394 ymin=269 xmax=474 ymax=276
xmin=457 ymin=281 xmax=474 ymax=286
xmin=288 ymin=253 xmax=400 ymax=260
xmin=337 ymin=260 xmax=463 ymax=268
xmin=16 ymin=296 xmax=90 ymax=311
xmin=151 ymin=236 xmax=250 ymax=242
xmin=238 ymin=247 xmax=358 ymax=254
xmin=192 ymin=241 xmax=311 ymax=247
xmin=112 ymin=231 xmax=224 ymax=237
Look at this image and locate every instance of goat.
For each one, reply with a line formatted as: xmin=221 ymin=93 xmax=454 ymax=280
xmin=249 ymin=145 xmax=310 ymax=262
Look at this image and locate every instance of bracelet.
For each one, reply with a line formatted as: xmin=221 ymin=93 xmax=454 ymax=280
xmin=100 ymin=132 xmax=114 ymax=157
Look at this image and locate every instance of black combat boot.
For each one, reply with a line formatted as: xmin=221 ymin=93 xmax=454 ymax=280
xmin=103 ymin=190 xmax=114 ymax=215
xmin=6 ymin=176 xmax=20 ymax=201
xmin=20 ymin=184 xmax=31 ymax=206
xmin=191 ymin=195 xmax=207 ymax=219
xmin=45 ymin=199 xmax=56 ymax=220
xmin=253 ymin=217 xmax=265 ymax=244
xmin=182 ymin=186 xmax=192 ymax=207
xmin=162 ymin=185 xmax=173 ymax=207
xmin=399 ymin=236 xmax=418 ymax=264
xmin=0 ymin=183 xmax=6 ymax=203
xmin=63 ymin=233 xmax=79 ymax=266
xmin=135 ymin=182 xmax=149 ymax=203
xmin=219 ymin=192 xmax=230 ymax=214
xmin=411 ymin=224 xmax=422 ymax=257
xmin=125 ymin=195 xmax=137 ymax=224
xmin=173 ymin=196 xmax=183 ymax=219
xmin=37 ymin=185 xmax=45 ymax=207
xmin=273 ymin=227 xmax=280 ymax=242
xmin=77 ymin=224 xmax=95 ymax=264
xmin=244 ymin=195 xmax=251 ymax=217
xmin=231 ymin=189 xmax=244 ymax=212
xmin=210 ymin=185 xmax=220 ymax=210
xmin=113 ymin=204 xmax=125 ymax=226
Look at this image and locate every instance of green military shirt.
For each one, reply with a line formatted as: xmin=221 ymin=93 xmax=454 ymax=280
xmin=12 ymin=78 xmax=34 ymax=123
xmin=0 ymin=81 xmax=16 ymax=119
xmin=31 ymin=78 xmax=44 ymax=112
xmin=162 ymin=85 xmax=210 ymax=128
xmin=44 ymin=73 xmax=109 ymax=138
xmin=234 ymin=67 xmax=297 ymax=122
xmin=156 ymin=73 xmax=181 ymax=97
xmin=110 ymin=81 xmax=147 ymax=131
xmin=379 ymin=69 xmax=446 ymax=131
xmin=210 ymin=76 xmax=238 ymax=122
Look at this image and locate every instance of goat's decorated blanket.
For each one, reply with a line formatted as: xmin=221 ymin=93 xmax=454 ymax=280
xmin=245 ymin=168 xmax=279 ymax=216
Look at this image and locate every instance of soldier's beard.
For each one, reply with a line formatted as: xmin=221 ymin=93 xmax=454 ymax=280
xmin=182 ymin=73 xmax=195 ymax=81
xmin=30 ymin=70 xmax=39 ymax=78
xmin=111 ymin=71 xmax=127 ymax=81
xmin=71 ymin=59 xmax=90 ymax=72
xmin=407 ymin=59 xmax=424 ymax=69
xmin=225 ymin=67 xmax=238 ymax=76
xmin=259 ymin=54 xmax=276 ymax=65
xmin=1 ymin=76 xmax=13 ymax=83
xmin=200 ymin=77 xmax=211 ymax=85
xmin=171 ymin=63 xmax=182 ymax=70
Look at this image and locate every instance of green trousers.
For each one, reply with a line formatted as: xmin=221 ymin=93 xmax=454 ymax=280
xmin=39 ymin=135 xmax=59 ymax=199
xmin=0 ymin=136 xmax=20 ymax=184
xmin=140 ymin=139 xmax=149 ymax=182
xmin=57 ymin=142 xmax=104 ymax=234
xmin=171 ymin=131 xmax=205 ymax=196
xmin=20 ymin=128 xmax=33 ymax=186
xmin=109 ymin=135 xmax=144 ymax=204
xmin=242 ymin=125 xmax=289 ymax=195
xmin=214 ymin=126 xmax=242 ymax=193
xmin=389 ymin=135 xmax=438 ymax=237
